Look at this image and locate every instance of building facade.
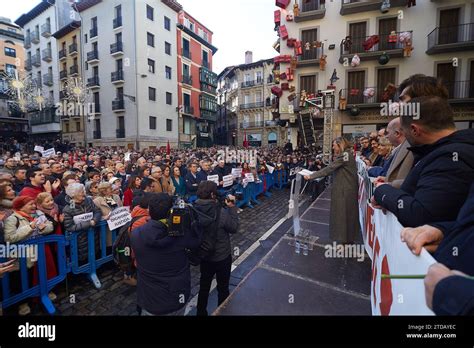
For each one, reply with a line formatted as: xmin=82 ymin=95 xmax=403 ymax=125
xmin=52 ymin=21 xmax=84 ymax=147
xmin=274 ymin=0 xmax=474 ymax=148
xmin=76 ymin=0 xmax=182 ymax=150
xmin=15 ymin=0 xmax=79 ymax=142
xmin=177 ymin=10 xmax=218 ymax=148
xmin=216 ymin=53 xmax=284 ymax=147
xmin=0 ymin=17 xmax=28 ymax=141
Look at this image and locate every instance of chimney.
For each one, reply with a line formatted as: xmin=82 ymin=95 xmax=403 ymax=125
xmin=245 ymin=51 xmax=253 ymax=64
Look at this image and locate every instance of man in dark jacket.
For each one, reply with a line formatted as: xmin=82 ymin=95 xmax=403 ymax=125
xmin=196 ymin=159 xmax=214 ymax=183
xmin=12 ymin=166 xmax=27 ymax=194
xmin=194 ymin=181 xmax=238 ymax=316
xmin=131 ymin=193 xmax=199 ymax=316
xmin=374 ymin=96 xmax=474 ymax=227
xmin=184 ymin=162 xmax=199 ymax=197
xmin=424 ymin=263 xmax=474 ymax=316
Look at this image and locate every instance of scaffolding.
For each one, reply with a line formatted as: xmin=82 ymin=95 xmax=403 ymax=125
xmin=320 ymin=89 xmax=335 ymax=165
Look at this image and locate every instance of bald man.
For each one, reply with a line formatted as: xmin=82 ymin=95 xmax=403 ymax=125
xmin=375 ymin=117 xmax=414 ymax=188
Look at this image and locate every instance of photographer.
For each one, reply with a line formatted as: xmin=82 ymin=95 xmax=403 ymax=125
xmin=131 ymin=193 xmax=199 ymax=316
xmin=194 ymin=181 xmax=238 ymax=316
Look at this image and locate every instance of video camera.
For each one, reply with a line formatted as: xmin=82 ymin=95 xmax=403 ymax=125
xmin=167 ymin=197 xmax=193 ymax=237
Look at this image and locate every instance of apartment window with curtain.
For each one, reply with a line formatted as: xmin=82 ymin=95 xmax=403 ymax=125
xmin=165 ymin=66 xmax=172 ymax=79
xmin=148 ymin=59 xmax=155 ymax=73
xmin=147 ymin=32 xmax=154 ymax=47
xmin=300 ymin=75 xmax=317 ymax=94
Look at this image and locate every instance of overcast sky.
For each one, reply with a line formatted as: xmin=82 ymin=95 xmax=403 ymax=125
xmin=4 ymin=0 xmax=277 ymax=75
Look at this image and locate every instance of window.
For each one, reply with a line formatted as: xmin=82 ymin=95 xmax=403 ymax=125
xmin=115 ymin=5 xmax=122 ymax=18
xmin=166 ymin=92 xmax=172 ymax=105
xmin=7 ymin=27 xmax=16 ymax=33
xmin=166 ymin=119 xmax=172 ymax=132
xmin=76 ymin=121 xmax=81 ymax=132
xmin=300 ymin=75 xmax=317 ymax=94
xmin=165 ymin=42 xmax=171 ymax=55
xmin=183 ymin=117 xmax=191 ymax=134
xmin=65 ymin=122 xmax=70 ymax=133
xmin=149 ymin=116 xmax=157 ymax=129
xmin=147 ymin=32 xmax=154 ymax=47
xmin=4 ymin=47 xmax=16 ymax=58
xmin=165 ymin=66 xmax=172 ymax=79
xmin=147 ymin=5 xmax=154 ymax=20
xmin=164 ymin=16 xmax=171 ymax=31
xmin=148 ymin=59 xmax=155 ymax=73
xmin=149 ymin=87 xmax=156 ymax=101
xmin=5 ymin=64 xmax=16 ymax=76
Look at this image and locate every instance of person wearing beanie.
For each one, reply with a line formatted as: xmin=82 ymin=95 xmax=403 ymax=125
xmin=131 ymin=193 xmax=200 ymax=316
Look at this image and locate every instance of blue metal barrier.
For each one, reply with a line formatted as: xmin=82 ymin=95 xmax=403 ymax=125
xmin=1 ymin=235 xmax=68 ymax=315
xmin=274 ymin=170 xmax=288 ymax=189
xmin=264 ymin=173 xmax=274 ymax=197
xmin=235 ymin=183 xmax=254 ymax=209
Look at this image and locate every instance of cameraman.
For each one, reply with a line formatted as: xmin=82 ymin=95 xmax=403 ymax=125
xmin=131 ymin=193 xmax=199 ymax=316
xmin=194 ymin=181 xmax=238 ymax=316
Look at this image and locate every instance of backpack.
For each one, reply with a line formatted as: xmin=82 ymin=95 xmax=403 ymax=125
xmin=186 ymin=204 xmax=221 ymax=266
xmin=112 ymin=215 xmax=145 ymax=271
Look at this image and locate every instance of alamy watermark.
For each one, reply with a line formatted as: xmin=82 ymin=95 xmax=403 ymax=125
xmin=324 ymin=242 xmax=366 ymax=262
xmin=380 ymin=100 xmax=420 ymax=120
xmin=0 ymin=243 xmax=38 ymax=262
xmin=217 ymin=147 xmax=258 ymax=165
xmin=55 ymin=101 xmax=96 ymax=120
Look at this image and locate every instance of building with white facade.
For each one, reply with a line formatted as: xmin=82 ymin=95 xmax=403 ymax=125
xmin=76 ymin=0 xmax=181 ymax=150
xmin=15 ymin=0 xmax=79 ymax=142
xmin=274 ymin=0 xmax=474 ymax=148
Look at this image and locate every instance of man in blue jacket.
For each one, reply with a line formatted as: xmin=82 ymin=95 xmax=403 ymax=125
xmin=374 ymin=96 xmax=474 ymax=227
xmin=131 ymin=193 xmax=199 ymax=316
xmin=184 ymin=161 xmax=200 ymax=197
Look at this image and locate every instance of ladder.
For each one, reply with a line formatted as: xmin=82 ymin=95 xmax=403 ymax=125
xmin=321 ymin=90 xmax=335 ymax=165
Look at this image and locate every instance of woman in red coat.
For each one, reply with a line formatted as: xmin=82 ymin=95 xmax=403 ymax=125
xmin=123 ymin=176 xmax=142 ymax=207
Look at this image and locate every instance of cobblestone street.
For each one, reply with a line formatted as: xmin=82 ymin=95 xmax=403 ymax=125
xmin=46 ymin=187 xmax=294 ymax=316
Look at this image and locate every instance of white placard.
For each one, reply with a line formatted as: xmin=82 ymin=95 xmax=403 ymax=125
xmin=298 ymin=169 xmax=314 ymax=177
xmin=42 ymin=148 xmax=56 ymax=158
xmin=244 ymin=173 xmax=254 ymax=183
xmin=223 ymin=174 xmax=234 ymax=188
xmin=73 ymin=212 xmax=94 ymax=225
xmin=34 ymin=146 xmax=44 ymax=153
xmin=107 ymin=207 xmax=132 ymax=230
xmin=207 ymin=175 xmax=219 ymax=185
xmin=266 ymin=164 xmax=275 ymax=174
xmin=231 ymin=168 xmax=242 ymax=178
xmin=124 ymin=152 xmax=131 ymax=161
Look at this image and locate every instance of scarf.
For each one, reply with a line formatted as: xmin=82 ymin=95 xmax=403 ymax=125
xmin=0 ymin=199 xmax=13 ymax=209
xmin=14 ymin=210 xmax=35 ymax=222
xmin=37 ymin=203 xmax=59 ymax=219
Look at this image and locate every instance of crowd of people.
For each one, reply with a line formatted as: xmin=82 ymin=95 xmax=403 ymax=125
xmin=354 ymin=74 xmax=474 ymax=315
xmin=0 ymin=139 xmax=326 ymax=316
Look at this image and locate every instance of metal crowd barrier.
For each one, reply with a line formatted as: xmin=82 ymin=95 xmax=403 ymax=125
xmin=1 ymin=221 xmax=117 ymax=315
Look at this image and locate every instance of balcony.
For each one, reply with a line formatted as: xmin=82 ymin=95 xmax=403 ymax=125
xmin=31 ymin=30 xmax=40 ymax=44
xmin=90 ymin=27 xmax=98 ymax=38
xmin=265 ymin=120 xmax=279 ymax=127
xmin=69 ymin=65 xmax=79 ymax=76
xmin=202 ymin=60 xmax=210 ymax=69
xmin=116 ymin=129 xmax=125 ymax=138
xmin=182 ymin=105 xmax=194 ymax=116
xmin=241 ymin=79 xmax=264 ymax=89
xmin=182 ymin=75 xmax=193 ymax=86
xmin=24 ymin=35 xmax=31 ymax=49
xmin=59 ymin=49 xmax=67 ymax=60
xmin=69 ymin=42 xmax=78 ymax=55
xmin=25 ymin=59 xmax=32 ymax=71
xmin=444 ymin=80 xmax=474 ymax=103
xmin=91 ymin=104 xmax=101 ymax=114
xmin=240 ymin=101 xmax=264 ymax=110
xmin=340 ymin=0 xmax=407 ymax=16
xmin=93 ymin=130 xmax=101 ymax=139
xmin=339 ymin=31 xmax=412 ymax=63
xmin=182 ymin=49 xmax=191 ymax=60
xmin=112 ymin=99 xmax=125 ymax=112
xmin=43 ymin=73 xmax=53 ymax=87
xmin=200 ymin=110 xmax=217 ymax=122
xmin=32 ymin=54 xmax=41 ymax=67
xmin=298 ymin=46 xmax=323 ymax=67
xmin=110 ymin=41 xmax=124 ymax=56
xmin=30 ymin=109 xmax=60 ymax=125
xmin=87 ymin=50 xmax=99 ymax=63
xmin=41 ymin=23 xmax=51 ymax=37
xmin=427 ymin=23 xmax=474 ymax=55
xmin=42 ymin=48 xmax=52 ymax=62
xmin=87 ymin=75 xmax=100 ymax=88
xmin=339 ymin=86 xmax=400 ymax=108
xmin=59 ymin=90 xmax=67 ymax=100
xmin=113 ymin=16 xmax=122 ymax=29
xmin=295 ymin=0 xmax=326 ymax=23
xmin=60 ymin=70 xmax=68 ymax=80
xmin=240 ymin=121 xmax=264 ymax=129
xmin=111 ymin=70 xmax=124 ymax=84
xmin=200 ymin=83 xmax=217 ymax=95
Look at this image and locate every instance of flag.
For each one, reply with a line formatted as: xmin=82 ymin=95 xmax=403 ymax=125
xmin=166 ymin=140 xmax=171 ymax=155
xmin=243 ymin=131 xmax=249 ymax=148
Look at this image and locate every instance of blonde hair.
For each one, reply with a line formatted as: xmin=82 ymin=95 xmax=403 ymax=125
xmin=333 ymin=137 xmax=352 ymax=151
xmin=97 ymin=182 xmax=112 ymax=196
xmin=36 ymin=192 xmax=53 ymax=205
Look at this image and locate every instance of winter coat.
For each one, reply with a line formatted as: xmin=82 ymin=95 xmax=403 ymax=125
xmin=94 ymin=194 xmax=123 ymax=246
xmin=308 ymin=152 xmax=359 ymax=243
xmin=130 ymin=206 xmax=150 ymax=232
xmin=131 ymin=219 xmax=199 ymax=315
xmin=193 ymin=199 xmax=238 ymax=262
xmin=63 ymin=195 xmax=102 ymax=262
xmin=171 ymin=176 xmax=186 ymax=197
xmin=161 ymin=176 xmax=175 ymax=196
xmin=433 ymin=276 xmax=474 ymax=315
xmin=0 ymin=199 xmax=13 ymax=244
xmin=431 ymin=183 xmax=474 ymax=275
xmin=374 ymin=129 xmax=474 ymax=227
xmin=20 ymin=183 xmax=60 ymax=199
xmin=184 ymin=172 xmax=199 ymax=196
xmin=385 ymin=140 xmax=414 ymax=188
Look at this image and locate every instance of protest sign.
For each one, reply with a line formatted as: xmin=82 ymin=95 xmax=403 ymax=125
xmin=244 ymin=173 xmax=254 ymax=182
xmin=73 ymin=212 xmax=93 ymax=225
xmin=223 ymin=174 xmax=234 ymax=188
xmin=107 ymin=207 xmax=132 ymax=230
xmin=207 ymin=175 xmax=219 ymax=185
xmin=231 ymin=168 xmax=242 ymax=178
xmin=266 ymin=164 xmax=275 ymax=174
xmin=42 ymin=148 xmax=56 ymax=158
xmin=34 ymin=146 xmax=44 ymax=153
